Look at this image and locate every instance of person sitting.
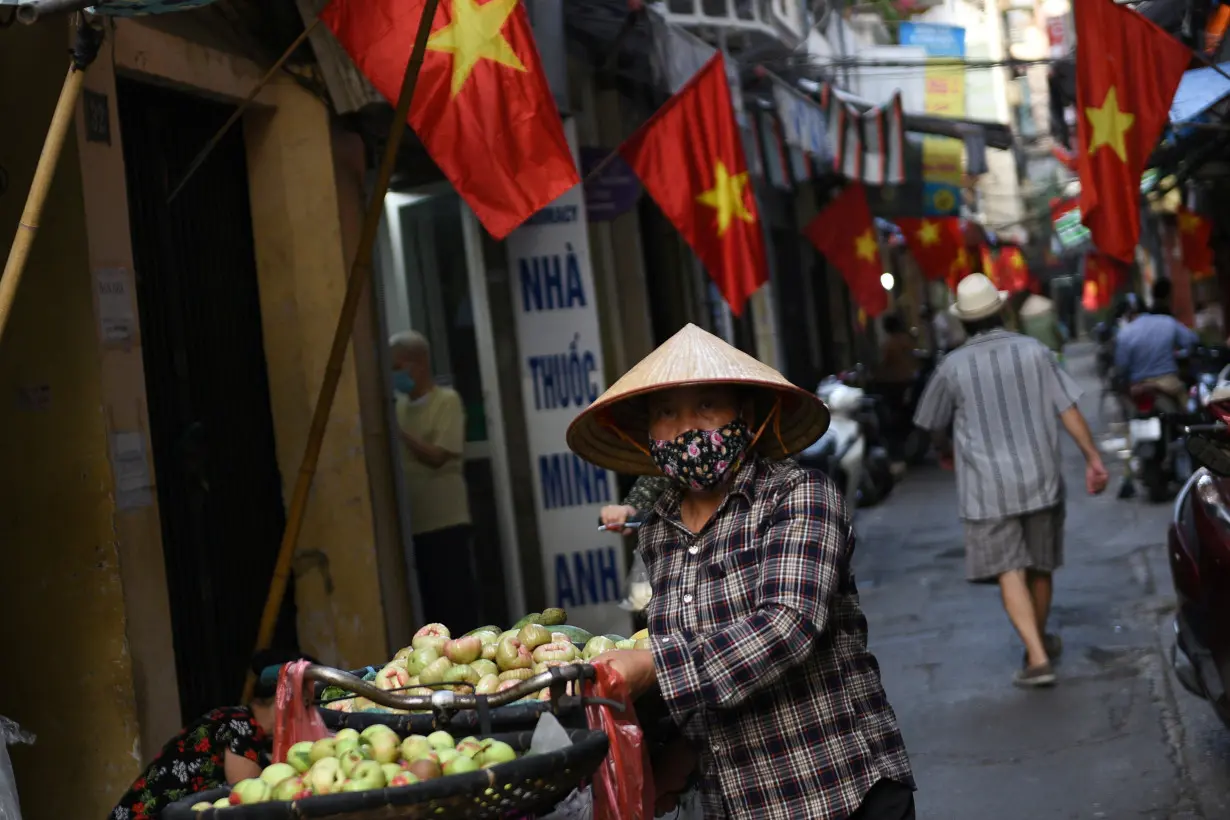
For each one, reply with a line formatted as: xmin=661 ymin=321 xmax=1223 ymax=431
xmin=568 ymin=323 xmax=915 ymax=819
xmin=1114 ymin=293 xmax=1198 ymax=409
xmin=108 ymin=649 xmax=316 ymax=819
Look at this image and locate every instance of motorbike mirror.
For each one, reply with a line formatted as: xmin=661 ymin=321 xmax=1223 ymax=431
xmin=1187 ymin=434 xmax=1230 ymax=478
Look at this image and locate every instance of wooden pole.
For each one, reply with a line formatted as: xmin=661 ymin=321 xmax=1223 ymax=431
xmin=241 ymin=0 xmax=441 ymax=703
xmin=0 ymin=65 xmax=89 ymax=347
xmin=167 ymin=19 xmax=322 ymax=205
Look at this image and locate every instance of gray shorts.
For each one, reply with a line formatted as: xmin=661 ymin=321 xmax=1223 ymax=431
xmin=963 ymin=504 xmax=1065 ymax=583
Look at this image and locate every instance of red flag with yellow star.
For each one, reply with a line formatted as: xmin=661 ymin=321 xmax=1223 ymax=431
xmin=896 ymin=217 xmax=965 ymax=282
xmin=1082 ymin=251 xmax=1126 ymax=311
xmin=617 ymin=53 xmax=767 ymax=315
xmin=321 ymin=0 xmax=578 ymax=239
xmin=980 ymin=246 xmax=998 ymax=287
xmin=1178 ymin=207 xmax=1215 ymax=280
xmin=1075 ymin=0 xmax=1190 ymax=262
xmin=995 ymin=245 xmax=1031 ymax=293
xmin=804 ymin=183 xmax=887 ymax=318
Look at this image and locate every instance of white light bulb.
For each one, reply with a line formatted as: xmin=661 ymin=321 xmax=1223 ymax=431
xmin=880 ymin=273 xmax=895 ymax=291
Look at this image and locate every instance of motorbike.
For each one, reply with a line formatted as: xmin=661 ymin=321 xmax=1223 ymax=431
xmin=1169 ymin=394 xmax=1230 ymax=730
xmin=1124 ymin=348 xmax=1228 ymax=502
xmin=798 ymin=378 xmax=894 ymax=508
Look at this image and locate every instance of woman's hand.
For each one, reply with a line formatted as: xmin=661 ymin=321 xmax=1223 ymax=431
xmin=593 ymin=649 xmax=657 ymax=699
xmin=600 ymin=504 xmax=639 ymax=535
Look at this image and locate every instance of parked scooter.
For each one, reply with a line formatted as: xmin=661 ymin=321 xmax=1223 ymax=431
xmin=1168 ymin=393 xmax=1230 ymax=730
xmin=798 ymin=377 xmax=894 ymax=508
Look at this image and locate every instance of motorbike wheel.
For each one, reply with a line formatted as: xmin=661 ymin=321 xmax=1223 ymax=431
xmin=1141 ymin=461 xmax=1170 ymax=504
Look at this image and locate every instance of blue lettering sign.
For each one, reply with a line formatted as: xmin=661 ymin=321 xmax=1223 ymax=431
xmin=519 ymin=243 xmax=587 ymax=312
xmin=554 ymin=547 xmax=622 ymax=607
xmin=527 ymin=333 xmax=599 ymax=410
xmin=539 ymin=453 xmax=612 ymax=509
xmin=525 ymin=205 xmax=579 ymax=226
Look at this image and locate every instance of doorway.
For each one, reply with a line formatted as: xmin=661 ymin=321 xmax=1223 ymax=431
xmin=375 ymin=189 xmax=517 ymax=631
xmin=117 ymin=78 xmax=297 ymax=722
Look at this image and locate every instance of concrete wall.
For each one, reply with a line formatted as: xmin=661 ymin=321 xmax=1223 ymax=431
xmin=0 ymin=17 xmax=398 ymax=819
xmin=0 ymin=20 xmax=143 ymax=820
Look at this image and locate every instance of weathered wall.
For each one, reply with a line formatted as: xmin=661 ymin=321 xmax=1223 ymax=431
xmin=0 ymin=20 xmax=142 ymax=820
xmin=243 ymin=78 xmax=390 ymax=667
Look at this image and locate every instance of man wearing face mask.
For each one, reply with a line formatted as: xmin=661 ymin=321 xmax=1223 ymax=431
xmin=389 ymin=331 xmax=481 ymax=632
xmin=567 ymin=324 xmax=914 ymax=820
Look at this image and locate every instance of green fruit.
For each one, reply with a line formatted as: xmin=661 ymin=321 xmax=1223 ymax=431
xmin=338 ymin=748 xmax=366 ymax=778
xmin=475 ymin=673 xmax=501 ymax=695
xmin=381 ymin=762 xmax=404 ymax=783
xmin=465 ymin=625 xmax=503 ymax=637
xmin=271 ymin=775 xmax=304 ymax=800
xmin=334 ymin=736 xmax=360 ymax=757
xmin=539 ymin=607 xmax=567 ymax=626
xmin=405 ymin=646 xmax=440 ymax=676
xmin=309 ymin=737 xmax=337 ymax=763
xmin=444 ymin=663 xmax=479 ymax=685
xmin=511 ymin=612 xmax=543 ymax=630
xmin=615 ymin=639 xmax=636 ymax=650
xmin=517 ymin=624 xmax=552 ymax=651
xmin=436 ymin=748 xmax=460 ymax=766
xmin=603 ymin=634 xmax=626 ymax=643
xmin=471 ymin=659 xmax=498 ymax=678
xmin=443 ymin=755 xmax=480 ymax=775
xmin=287 ymin=741 xmax=314 ymax=773
xmin=455 ymin=736 xmax=484 ymax=758
xmin=426 ymin=730 xmax=456 ymax=750
xmin=360 ymin=724 xmax=396 ymax=742
xmin=419 ymin=656 xmax=453 ymax=685
xmin=548 ymin=625 xmax=595 ymax=646
xmin=191 ymin=802 xmax=213 ymax=812
xmin=260 ymin=762 xmax=299 ymax=787
xmin=344 ymin=760 xmax=387 ymax=791
xmin=477 ymin=739 xmax=517 ymax=766
xmin=401 ymin=735 xmax=432 ymax=761
xmin=213 ymin=798 xmax=231 ymax=808
xmin=583 ymin=636 xmax=617 ymax=660
xmin=230 ymin=778 xmax=272 ymax=804
xmin=633 ymin=638 xmax=651 ymax=650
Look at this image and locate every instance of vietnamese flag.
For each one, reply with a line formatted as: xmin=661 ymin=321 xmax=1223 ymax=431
xmin=1075 ymin=0 xmax=1190 ymax=262
xmin=946 ymin=246 xmax=973 ymax=292
xmin=804 ymin=183 xmax=888 ymax=318
xmin=996 ymin=246 xmax=1031 ymax=293
xmin=896 ymin=217 xmax=964 ymax=282
xmin=1178 ymin=208 xmax=1215 ymax=280
xmin=618 ymin=54 xmax=767 ymax=316
xmin=1082 ymin=251 xmax=1126 ymax=311
xmin=321 ymin=0 xmax=579 ymax=239
xmin=980 ymin=246 xmax=998 ymax=287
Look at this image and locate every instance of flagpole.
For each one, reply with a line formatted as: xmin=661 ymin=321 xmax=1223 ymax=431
xmin=240 ymin=0 xmax=441 ymax=704
xmin=1189 ymin=47 xmax=1230 ymax=84
xmin=167 ymin=19 xmax=321 ymax=204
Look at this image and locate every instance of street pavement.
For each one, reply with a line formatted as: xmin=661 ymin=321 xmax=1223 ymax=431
xmin=853 ymin=343 xmax=1230 ymax=819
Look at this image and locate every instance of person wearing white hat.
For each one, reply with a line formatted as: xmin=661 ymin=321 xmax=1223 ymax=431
xmin=568 ymin=324 xmax=915 ymax=820
xmin=914 ymin=274 xmax=1109 ymax=688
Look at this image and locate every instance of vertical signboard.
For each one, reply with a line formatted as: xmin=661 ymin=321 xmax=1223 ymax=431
xmin=505 ymin=121 xmax=631 ymax=637
xmin=900 ymin=23 xmax=966 ymax=216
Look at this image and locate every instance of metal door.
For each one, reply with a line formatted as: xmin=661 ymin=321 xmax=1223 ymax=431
xmin=117 ymin=77 xmax=297 ymax=722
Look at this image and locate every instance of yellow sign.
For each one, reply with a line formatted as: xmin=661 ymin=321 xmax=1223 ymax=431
xmin=922 ymin=62 xmax=965 ymax=185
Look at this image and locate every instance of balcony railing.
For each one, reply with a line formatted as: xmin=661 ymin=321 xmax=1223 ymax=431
xmin=658 ymin=0 xmax=808 ymax=49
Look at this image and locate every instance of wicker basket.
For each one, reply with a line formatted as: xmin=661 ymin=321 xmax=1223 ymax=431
xmin=162 ymin=727 xmax=608 ymax=820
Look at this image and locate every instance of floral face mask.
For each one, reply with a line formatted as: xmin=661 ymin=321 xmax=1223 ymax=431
xmin=650 ymin=418 xmax=751 ymax=491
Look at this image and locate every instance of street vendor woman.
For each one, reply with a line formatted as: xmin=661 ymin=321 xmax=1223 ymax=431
xmin=108 ymin=650 xmax=316 ymax=819
xmin=567 ymin=324 xmax=915 ymax=820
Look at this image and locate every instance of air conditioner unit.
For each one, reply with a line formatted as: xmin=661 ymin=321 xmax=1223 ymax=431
xmin=658 ymin=0 xmax=807 ymax=48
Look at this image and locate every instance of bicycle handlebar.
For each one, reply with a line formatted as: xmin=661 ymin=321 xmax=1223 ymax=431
xmin=260 ymin=662 xmax=601 ymax=714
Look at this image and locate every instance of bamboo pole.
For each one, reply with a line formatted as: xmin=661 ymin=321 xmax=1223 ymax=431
xmin=0 ymin=65 xmax=89 ymax=347
xmin=241 ymin=0 xmax=441 ymax=703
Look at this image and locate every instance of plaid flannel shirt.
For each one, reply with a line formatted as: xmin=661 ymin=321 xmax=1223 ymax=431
xmin=642 ymin=456 xmax=914 ymax=819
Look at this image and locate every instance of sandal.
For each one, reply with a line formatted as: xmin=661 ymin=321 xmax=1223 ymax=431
xmin=1014 ymin=661 xmax=1057 ymax=688
xmin=1021 ymin=633 xmax=1063 ymax=667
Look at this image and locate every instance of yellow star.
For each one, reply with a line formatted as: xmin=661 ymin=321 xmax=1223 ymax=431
xmin=696 ymin=161 xmax=755 ymax=236
xmin=855 ymin=229 xmax=878 ymax=263
xmin=1085 ymin=86 xmax=1134 ymax=163
xmin=916 ymin=220 xmax=940 ymax=247
xmin=1010 ymin=252 xmax=1025 ymax=269
xmin=951 ymin=247 xmax=969 ymax=272
xmin=1179 ymin=212 xmax=1203 ymax=234
xmin=427 ymin=0 xmax=526 ymax=98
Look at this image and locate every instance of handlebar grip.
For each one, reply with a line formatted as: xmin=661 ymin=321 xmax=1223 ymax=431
xmin=259 ymin=664 xmax=283 ymax=690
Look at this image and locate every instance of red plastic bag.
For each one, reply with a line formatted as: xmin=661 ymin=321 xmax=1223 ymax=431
xmin=586 ymin=664 xmax=655 ymax=820
xmin=272 ymin=660 xmax=329 ymax=763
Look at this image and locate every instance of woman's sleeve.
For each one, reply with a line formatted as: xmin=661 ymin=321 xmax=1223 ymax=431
xmin=222 ymin=713 xmax=265 ymax=763
xmin=622 ymin=475 xmax=669 ymax=512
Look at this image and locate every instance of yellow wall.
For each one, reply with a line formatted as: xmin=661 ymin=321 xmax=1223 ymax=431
xmin=0 ymin=21 xmax=142 ymax=820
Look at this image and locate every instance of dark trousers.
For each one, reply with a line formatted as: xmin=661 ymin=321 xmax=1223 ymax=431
xmin=850 ymin=779 xmax=916 ymax=820
xmin=412 ymin=524 xmax=483 ymax=634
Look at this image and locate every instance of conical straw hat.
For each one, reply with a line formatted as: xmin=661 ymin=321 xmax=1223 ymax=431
xmin=567 ymin=324 xmax=830 ymax=475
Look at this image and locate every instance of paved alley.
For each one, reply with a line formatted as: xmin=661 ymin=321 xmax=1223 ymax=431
xmin=854 ymin=344 xmax=1230 ymax=819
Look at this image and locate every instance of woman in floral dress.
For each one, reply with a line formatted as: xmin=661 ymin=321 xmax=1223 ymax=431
xmin=108 ymin=650 xmax=314 ymax=818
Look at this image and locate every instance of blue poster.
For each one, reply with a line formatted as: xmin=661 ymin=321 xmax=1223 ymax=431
xmin=899 ymin=23 xmax=967 ymax=59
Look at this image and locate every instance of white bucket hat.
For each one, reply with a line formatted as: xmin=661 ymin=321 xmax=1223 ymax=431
xmin=950 ymin=273 xmax=1009 ymax=321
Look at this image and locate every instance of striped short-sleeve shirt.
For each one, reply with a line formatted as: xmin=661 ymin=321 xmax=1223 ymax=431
xmin=913 ymin=329 xmax=1083 ymax=521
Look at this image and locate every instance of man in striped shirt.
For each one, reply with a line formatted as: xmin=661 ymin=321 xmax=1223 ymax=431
xmin=915 ymin=274 xmax=1109 ymax=687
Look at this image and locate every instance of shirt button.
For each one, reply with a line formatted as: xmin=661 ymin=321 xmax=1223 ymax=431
xmin=683 ymin=593 xmax=694 ymax=604
xmin=712 ymin=743 xmax=722 ymax=753
xmin=688 ymin=545 xmax=700 ymax=555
